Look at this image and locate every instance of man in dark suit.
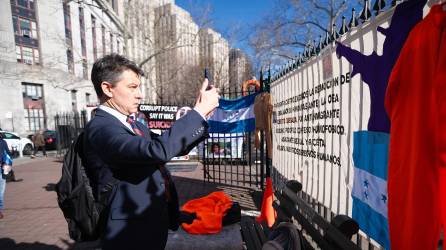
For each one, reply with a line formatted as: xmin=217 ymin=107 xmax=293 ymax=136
xmin=84 ymin=54 xmax=219 ymax=249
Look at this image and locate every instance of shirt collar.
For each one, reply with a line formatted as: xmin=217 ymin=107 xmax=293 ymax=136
xmin=98 ymin=105 xmax=135 ymax=133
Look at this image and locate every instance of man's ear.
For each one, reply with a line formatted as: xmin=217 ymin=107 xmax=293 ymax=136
xmin=101 ymin=81 xmax=113 ymax=98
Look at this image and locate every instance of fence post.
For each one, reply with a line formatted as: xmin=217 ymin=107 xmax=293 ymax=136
xmin=259 ymin=70 xmax=265 ymax=189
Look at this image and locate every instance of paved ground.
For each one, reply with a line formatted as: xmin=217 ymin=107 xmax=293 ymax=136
xmin=0 ymin=156 xmax=261 ymax=250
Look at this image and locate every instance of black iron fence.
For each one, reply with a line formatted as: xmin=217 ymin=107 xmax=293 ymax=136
xmin=54 ymin=84 xmax=268 ymax=190
xmin=54 ymin=111 xmax=88 ymax=156
xmin=202 ymin=86 xmax=266 ymax=189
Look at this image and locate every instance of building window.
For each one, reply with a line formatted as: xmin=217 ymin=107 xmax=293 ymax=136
xmin=22 ymin=82 xmax=45 ymax=132
xmin=11 ymin=0 xmax=40 ymax=65
xmin=19 ymin=18 xmax=31 ymax=37
xmin=15 ymin=45 xmax=39 ymax=64
xmin=82 ymin=59 xmax=88 ymax=79
xmin=110 ymin=33 xmax=113 ymax=53
xmin=71 ymin=89 xmax=77 ymax=112
xmin=91 ymin=15 xmax=97 ymax=61
xmin=102 ymin=25 xmax=106 ymax=55
xmin=12 ymin=15 xmax=39 ymax=40
xmin=79 ymin=7 xmax=87 ymax=78
xmin=16 ymin=0 xmax=35 ymax=9
xmin=112 ymin=0 xmax=117 ymax=12
xmin=16 ymin=45 xmax=21 ymax=61
xmin=63 ymin=2 xmax=73 ymax=73
xmin=67 ymin=49 xmax=74 ymax=73
xmin=107 ymin=0 xmax=117 ymax=12
xmin=12 ymin=16 xmax=19 ymax=35
xmin=79 ymin=7 xmax=86 ymax=57
xmin=31 ymin=20 xmax=37 ymax=39
xmin=117 ymin=40 xmax=120 ymax=54
xmin=85 ymin=93 xmax=91 ymax=104
xmin=22 ymin=47 xmax=33 ymax=63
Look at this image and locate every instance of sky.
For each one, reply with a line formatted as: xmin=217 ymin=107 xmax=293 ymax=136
xmin=175 ymin=0 xmax=275 ymax=51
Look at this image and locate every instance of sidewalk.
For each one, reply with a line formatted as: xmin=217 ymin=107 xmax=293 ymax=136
xmin=0 ymin=157 xmax=261 ymax=249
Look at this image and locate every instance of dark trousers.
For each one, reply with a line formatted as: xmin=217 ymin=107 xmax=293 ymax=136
xmin=33 ymin=145 xmax=46 ymax=156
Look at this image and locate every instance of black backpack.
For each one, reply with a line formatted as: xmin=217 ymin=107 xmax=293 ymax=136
xmin=262 ymin=222 xmax=306 ymax=250
xmin=55 ymin=132 xmax=116 ymax=242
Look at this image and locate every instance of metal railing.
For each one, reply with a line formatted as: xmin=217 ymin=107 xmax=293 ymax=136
xmin=202 ymin=85 xmax=266 ymax=188
xmin=54 ymin=110 xmax=88 ymax=156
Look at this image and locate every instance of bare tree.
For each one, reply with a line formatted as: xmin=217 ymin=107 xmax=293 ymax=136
xmin=249 ymin=0 xmax=362 ymax=67
xmin=121 ymin=0 xmax=218 ymax=105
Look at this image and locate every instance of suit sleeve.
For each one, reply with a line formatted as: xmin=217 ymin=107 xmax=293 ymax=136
xmin=89 ymin=109 xmax=208 ymax=168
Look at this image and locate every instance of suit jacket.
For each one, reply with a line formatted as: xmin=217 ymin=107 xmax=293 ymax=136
xmin=83 ymin=108 xmax=208 ymax=250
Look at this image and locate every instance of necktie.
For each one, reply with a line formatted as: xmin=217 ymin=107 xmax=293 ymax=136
xmin=126 ymin=116 xmax=172 ymax=202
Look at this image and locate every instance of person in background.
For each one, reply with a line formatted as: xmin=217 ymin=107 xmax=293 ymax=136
xmin=211 ymin=143 xmax=223 ymax=155
xmin=31 ymin=130 xmax=46 ymax=158
xmin=0 ymin=133 xmax=13 ymax=219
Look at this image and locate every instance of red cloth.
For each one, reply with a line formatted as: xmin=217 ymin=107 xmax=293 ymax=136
xmin=181 ymin=191 xmax=233 ymax=234
xmin=385 ymin=5 xmax=446 ymax=250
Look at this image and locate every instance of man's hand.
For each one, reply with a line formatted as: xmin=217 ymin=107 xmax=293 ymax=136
xmin=194 ymin=79 xmax=220 ymax=118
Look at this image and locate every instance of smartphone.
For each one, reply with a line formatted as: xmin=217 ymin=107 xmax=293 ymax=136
xmin=204 ymin=68 xmax=213 ymax=90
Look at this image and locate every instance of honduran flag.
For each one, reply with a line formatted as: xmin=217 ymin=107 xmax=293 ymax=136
xmin=352 ymin=131 xmax=390 ymax=249
xmin=208 ymin=93 xmax=257 ymax=133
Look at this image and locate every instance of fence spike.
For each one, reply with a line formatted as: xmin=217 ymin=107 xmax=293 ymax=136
xmin=317 ymin=35 xmax=323 ymax=53
xmin=324 ymin=30 xmax=331 ymax=46
xmin=331 ymin=23 xmax=340 ymax=40
xmin=360 ymin=0 xmax=371 ymax=22
xmin=373 ymin=0 xmax=386 ymax=16
xmin=308 ymin=43 xmax=313 ymax=57
xmin=267 ymin=67 xmax=271 ymax=83
xmin=311 ymin=40 xmax=317 ymax=56
xmin=349 ymin=8 xmax=359 ymax=28
xmin=340 ymin=16 xmax=349 ymax=35
xmin=391 ymin=0 xmax=397 ymax=7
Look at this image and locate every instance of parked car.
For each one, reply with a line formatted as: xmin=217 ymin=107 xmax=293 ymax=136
xmin=0 ymin=131 xmax=34 ymax=155
xmin=43 ymin=130 xmax=57 ymax=150
xmin=27 ymin=130 xmax=58 ymax=150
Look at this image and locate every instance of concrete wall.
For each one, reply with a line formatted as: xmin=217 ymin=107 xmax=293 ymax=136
xmin=0 ymin=0 xmax=16 ymax=63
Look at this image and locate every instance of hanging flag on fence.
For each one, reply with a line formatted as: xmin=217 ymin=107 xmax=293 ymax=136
xmin=352 ymin=131 xmax=390 ymax=249
xmin=208 ymin=93 xmax=257 ymax=133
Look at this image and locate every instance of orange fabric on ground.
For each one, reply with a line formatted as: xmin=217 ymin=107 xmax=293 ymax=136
xmin=385 ymin=5 xmax=446 ymax=250
xmin=181 ymin=191 xmax=233 ymax=234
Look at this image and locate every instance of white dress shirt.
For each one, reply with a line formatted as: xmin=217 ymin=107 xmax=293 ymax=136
xmin=98 ymin=105 xmax=135 ymax=133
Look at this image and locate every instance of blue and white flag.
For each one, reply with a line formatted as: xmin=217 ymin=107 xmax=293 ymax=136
xmin=352 ymin=131 xmax=390 ymax=249
xmin=208 ymin=93 xmax=257 ymax=133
